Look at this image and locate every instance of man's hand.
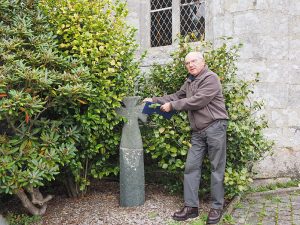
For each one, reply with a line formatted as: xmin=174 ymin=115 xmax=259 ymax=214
xmin=143 ymin=98 xmax=153 ymax=103
xmin=160 ymin=102 xmax=172 ymax=112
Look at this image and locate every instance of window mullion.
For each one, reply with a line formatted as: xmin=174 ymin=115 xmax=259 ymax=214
xmin=142 ymin=0 xmax=151 ymax=48
xmin=172 ymin=0 xmax=180 ymax=43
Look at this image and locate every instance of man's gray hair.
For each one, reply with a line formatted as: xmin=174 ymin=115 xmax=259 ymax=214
xmin=185 ymin=52 xmax=204 ymax=60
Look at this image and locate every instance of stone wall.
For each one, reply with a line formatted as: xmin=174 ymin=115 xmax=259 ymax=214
xmin=126 ymin=0 xmax=300 ymax=179
xmin=206 ymin=0 xmax=300 ymax=179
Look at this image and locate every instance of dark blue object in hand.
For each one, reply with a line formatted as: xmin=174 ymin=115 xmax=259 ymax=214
xmin=142 ymin=102 xmax=177 ymax=120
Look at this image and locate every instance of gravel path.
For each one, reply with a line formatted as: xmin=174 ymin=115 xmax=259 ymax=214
xmin=2 ymin=181 xmax=211 ymax=225
xmin=43 ymin=181 xmax=184 ymax=225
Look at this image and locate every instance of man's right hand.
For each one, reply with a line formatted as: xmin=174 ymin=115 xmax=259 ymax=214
xmin=142 ymin=98 xmax=153 ymax=103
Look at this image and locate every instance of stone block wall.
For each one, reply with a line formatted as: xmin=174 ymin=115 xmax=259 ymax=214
xmin=126 ymin=0 xmax=300 ymax=179
xmin=206 ymin=0 xmax=300 ymax=179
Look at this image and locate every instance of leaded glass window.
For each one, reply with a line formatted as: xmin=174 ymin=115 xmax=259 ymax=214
xmin=180 ymin=0 xmax=205 ymax=39
xmin=150 ymin=0 xmax=173 ymax=47
xmin=150 ymin=0 xmax=205 ymax=47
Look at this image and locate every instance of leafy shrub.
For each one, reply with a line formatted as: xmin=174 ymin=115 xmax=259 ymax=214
xmin=137 ymin=37 xmax=273 ymax=197
xmin=0 ymin=0 xmax=91 ymax=214
xmin=39 ymin=0 xmax=141 ymax=194
xmin=6 ymin=212 xmax=41 ymax=225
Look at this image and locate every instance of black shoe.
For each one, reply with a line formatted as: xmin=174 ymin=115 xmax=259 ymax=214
xmin=206 ymin=208 xmax=222 ymax=224
xmin=172 ymin=206 xmax=199 ymax=221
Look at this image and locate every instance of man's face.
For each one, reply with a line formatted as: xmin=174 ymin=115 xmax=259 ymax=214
xmin=185 ymin=53 xmax=205 ymax=76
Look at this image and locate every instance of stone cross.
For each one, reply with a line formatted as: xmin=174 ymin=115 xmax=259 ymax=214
xmin=116 ymin=96 xmax=147 ymax=207
xmin=0 ymin=214 xmax=8 ymax=225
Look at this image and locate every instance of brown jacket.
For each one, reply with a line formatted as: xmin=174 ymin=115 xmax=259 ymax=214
xmin=152 ymin=65 xmax=228 ymax=131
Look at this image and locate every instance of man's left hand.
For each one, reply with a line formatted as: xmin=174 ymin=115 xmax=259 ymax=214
xmin=160 ymin=103 xmax=172 ymax=112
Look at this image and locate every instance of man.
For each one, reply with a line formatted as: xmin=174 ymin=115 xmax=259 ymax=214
xmin=143 ymin=52 xmax=228 ymax=224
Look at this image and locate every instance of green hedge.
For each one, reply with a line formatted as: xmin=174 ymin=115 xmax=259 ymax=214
xmin=40 ymin=0 xmax=141 ymax=194
xmin=0 ymin=0 xmax=90 ymax=196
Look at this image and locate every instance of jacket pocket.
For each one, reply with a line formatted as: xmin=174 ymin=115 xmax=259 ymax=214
xmin=206 ymin=105 xmax=215 ymax=120
xmin=192 ymin=107 xmax=215 ymax=130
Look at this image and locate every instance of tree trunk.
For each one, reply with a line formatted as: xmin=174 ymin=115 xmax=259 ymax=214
xmin=26 ymin=186 xmax=53 ymax=206
xmin=15 ymin=189 xmax=47 ymax=216
xmin=62 ymin=174 xmax=79 ymax=198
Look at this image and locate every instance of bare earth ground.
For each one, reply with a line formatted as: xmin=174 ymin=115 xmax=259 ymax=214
xmin=1 ymin=180 xmax=213 ymax=225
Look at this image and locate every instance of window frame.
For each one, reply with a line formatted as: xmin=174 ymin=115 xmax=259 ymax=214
xmin=141 ymin=0 xmax=205 ymax=49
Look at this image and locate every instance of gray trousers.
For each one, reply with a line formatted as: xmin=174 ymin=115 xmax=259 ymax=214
xmin=184 ymin=120 xmax=227 ymax=209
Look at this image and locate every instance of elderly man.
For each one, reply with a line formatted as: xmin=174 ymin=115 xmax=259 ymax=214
xmin=143 ymin=52 xmax=228 ymax=224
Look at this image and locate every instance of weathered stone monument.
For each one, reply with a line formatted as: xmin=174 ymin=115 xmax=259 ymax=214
xmin=0 ymin=214 xmax=8 ymax=225
xmin=116 ymin=96 xmax=147 ymax=207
